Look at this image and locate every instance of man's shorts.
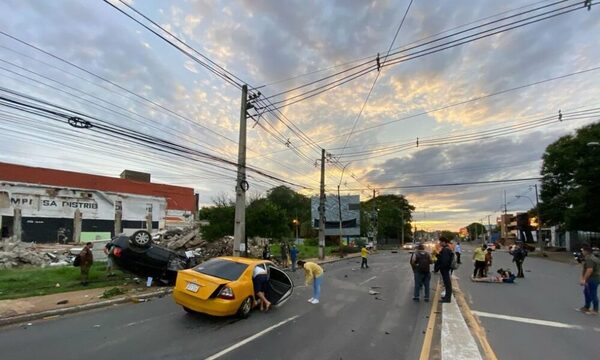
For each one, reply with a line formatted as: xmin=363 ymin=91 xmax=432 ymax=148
xmin=253 ymin=274 xmax=269 ymax=294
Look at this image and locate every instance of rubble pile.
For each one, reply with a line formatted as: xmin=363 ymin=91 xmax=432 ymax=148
xmin=0 ymin=239 xmax=47 ymax=269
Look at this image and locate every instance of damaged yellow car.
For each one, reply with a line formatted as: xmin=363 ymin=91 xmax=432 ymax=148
xmin=172 ymin=256 xmax=294 ymax=318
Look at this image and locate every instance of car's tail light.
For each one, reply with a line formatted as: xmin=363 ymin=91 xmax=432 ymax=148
xmin=217 ymin=286 xmax=235 ymax=300
xmin=113 ymin=247 xmax=122 ymax=257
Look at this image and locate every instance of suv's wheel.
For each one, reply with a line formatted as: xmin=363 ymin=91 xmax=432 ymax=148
xmin=131 ymin=230 xmax=152 ymax=248
xmin=237 ymin=297 xmax=253 ymax=319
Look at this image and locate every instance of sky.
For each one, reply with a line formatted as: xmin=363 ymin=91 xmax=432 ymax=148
xmin=0 ymin=0 xmax=598 ymax=231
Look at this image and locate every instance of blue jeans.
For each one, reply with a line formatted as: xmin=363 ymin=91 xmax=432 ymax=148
xmin=584 ymin=278 xmax=599 ymax=311
xmin=313 ymin=276 xmax=322 ymax=300
xmin=413 ymin=271 xmax=431 ymax=299
xmin=291 ymin=257 xmax=297 ymax=271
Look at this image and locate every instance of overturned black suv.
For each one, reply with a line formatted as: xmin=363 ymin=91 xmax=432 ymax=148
xmin=109 ymin=230 xmax=198 ymax=284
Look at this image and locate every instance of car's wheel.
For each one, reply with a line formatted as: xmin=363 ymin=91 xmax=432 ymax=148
xmin=130 ymin=230 xmax=152 ymax=248
xmin=237 ymin=297 xmax=253 ymax=319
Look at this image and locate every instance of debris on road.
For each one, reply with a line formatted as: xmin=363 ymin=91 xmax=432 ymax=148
xmin=56 ymin=300 xmax=68 ymax=305
xmin=368 ymin=290 xmax=380 ymax=295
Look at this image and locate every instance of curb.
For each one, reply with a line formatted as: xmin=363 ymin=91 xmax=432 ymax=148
xmin=0 ymin=288 xmax=173 ymax=327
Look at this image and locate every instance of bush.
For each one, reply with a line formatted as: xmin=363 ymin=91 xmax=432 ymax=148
xmin=355 ymin=238 xmax=366 ymax=248
xmin=304 ymin=238 xmax=318 ymax=246
xmin=338 ymin=245 xmax=360 ymax=254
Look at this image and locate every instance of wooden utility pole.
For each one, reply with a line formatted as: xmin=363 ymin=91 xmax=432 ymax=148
xmin=401 ymin=210 xmax=405 ymax=245
xmin=318 ymin=149 xmax=326 ymax=260
xmin=233 ymin=85 xmax=249 ymax=257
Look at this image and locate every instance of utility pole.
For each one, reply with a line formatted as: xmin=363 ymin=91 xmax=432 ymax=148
xmin=534 ymin=184 xmax=544 ymax=256
xmin=372 ymin=189 xmax=377 ymax=250
xmin=233 ymin=85 xmax=248 ymax=257
xmin=338 ymin=184 xmax=343 ymax=246
xmin=400 ymin=210 xmax=405 ymax=245
xmin=318 ymin=149 xmax=326 ymax=260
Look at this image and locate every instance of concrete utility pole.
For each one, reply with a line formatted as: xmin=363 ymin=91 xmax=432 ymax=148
xmin=318 ymin=149 xmax=326 ymax=260
xmin=233 ymin=85 xmax=249 ymax=257
xmin=13 ymin=208 xmax=22 ymax=242
xmin=338 ymin=184 xmax=343 ymax=245
xmin=372 ymin=189 xmax=377 ymax=250
xmin=73 ymin=209 xmax=82 ymax=244
xmin=534 ymin=184 xmax=544 ymax=256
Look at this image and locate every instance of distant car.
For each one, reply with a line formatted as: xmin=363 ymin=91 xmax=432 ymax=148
xmin=172 ymin=257 xmax=293 ymax=318
xmin=109 ymin=230 xmax=197 ymax=284
xmin=402 ymin=243 xmax=416 ymax=250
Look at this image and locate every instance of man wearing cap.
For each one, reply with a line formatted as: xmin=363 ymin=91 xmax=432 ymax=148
xmin=435 ymin=237 xmax=454 ymax=303
xmin=577 ymin=245 xmax=599 ymax=315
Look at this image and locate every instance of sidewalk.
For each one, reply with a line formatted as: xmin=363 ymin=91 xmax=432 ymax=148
xmin=0 ymin=252 xmax=362 ymax=327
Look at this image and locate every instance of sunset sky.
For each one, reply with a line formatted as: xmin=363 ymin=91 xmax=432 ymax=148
xmin=0 ymin=0 xmax=598 ymax=231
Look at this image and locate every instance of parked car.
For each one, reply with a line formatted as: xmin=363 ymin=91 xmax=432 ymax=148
xmin=109 ymin=230 xmax=197 ymax=284
xmin=402 ymin=242 xmax=416 ymax=250
xmin=172 ymin=256 xmax=293 ymax=318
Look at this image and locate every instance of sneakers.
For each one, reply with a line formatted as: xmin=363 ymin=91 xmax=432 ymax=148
xmin=412 ymin=297 xmax=419 ymax=302
xmin=307 ymin=298 xmax=314 ymax=303
xmin=588 ymin=310 xmax=599 ymax=315
xmin=310 ymin=299 xmax=320 ymax=304
xmin=576 ymin=307 xmax=591 ymax=314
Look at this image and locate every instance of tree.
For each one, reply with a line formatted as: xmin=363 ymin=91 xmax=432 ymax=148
xmin=246 ymin=198 xmax=290 ymax=239
xmin=266 ymin=186 xmax=311 ymax=234
xmin=360 ymin=194 xmax=415 ymax=242
xmin=198 ymin=204 xmax=234 ymax=241
xmin=466 ymin=222 xmax=486 ymax=240
xmin=540 ymin=122 xmax=600 ymax=231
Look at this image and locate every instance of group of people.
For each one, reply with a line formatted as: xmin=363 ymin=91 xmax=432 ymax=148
xmin=411 ymin=237 xmax=455 ymax=303
xmin=262 ymin=243 xmax=300 ymax=271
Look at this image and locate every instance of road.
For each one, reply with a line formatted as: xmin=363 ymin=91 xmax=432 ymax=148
xmin=0 ymin=252 xmax=432 ymax=360
xmin=455 ymin=246 xmax=600 ymax=360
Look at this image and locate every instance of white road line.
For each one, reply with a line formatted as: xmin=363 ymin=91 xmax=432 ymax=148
xmin=204 ymin=315 xmax=299 ymax=360
xmin=442 ymin=301 xmax=483 ymax=360
xmin=472 ymin=311 xmax=585 ymax=330
xmin=359 ymin=276 xmax=377 ymax=285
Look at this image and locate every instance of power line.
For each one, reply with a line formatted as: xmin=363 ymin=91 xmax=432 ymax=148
xmin=258 ymin=1 xmax=592 ymax=112
xmin=341 ymin=177 xmax=542 ymax=191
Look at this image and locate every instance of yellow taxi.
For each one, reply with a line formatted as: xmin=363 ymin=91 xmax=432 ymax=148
xmin=172 ymin=256 xmax=294 ymax=318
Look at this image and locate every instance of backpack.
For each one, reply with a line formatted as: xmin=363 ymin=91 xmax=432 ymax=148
xmin=73 ymin=254 xmax=81 ymax=267
xmin=451 ymin=252 xmax=459 ymax=270
xmin=414 ymin=252 xmax=431 ymax=273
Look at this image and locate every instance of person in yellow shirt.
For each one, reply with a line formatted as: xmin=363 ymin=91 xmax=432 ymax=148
xmin=473 ymin=244 xmax=487 ymax=278
xmin=297 ymin=260 xmax=323 ymax=304
xmin=360 ymin=246 xmax=370 ymax=269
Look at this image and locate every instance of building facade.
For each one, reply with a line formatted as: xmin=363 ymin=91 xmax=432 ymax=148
xmin=0 ymin=162 xmax=196 ymax=243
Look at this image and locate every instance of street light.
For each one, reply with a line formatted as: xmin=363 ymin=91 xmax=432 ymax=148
xmin=292 ymin=219 xmax=299 ymax=245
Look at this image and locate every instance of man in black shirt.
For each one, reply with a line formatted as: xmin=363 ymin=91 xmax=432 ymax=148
xmin=435 ymin=237 xmax=454 ymax=303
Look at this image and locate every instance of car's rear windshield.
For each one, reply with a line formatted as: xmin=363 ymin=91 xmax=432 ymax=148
xmin=193 ymin=259 xmax=248 ymax=281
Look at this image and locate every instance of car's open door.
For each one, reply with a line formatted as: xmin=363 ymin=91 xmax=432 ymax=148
xmin=267 ymin=265 xmax=294 ymax=306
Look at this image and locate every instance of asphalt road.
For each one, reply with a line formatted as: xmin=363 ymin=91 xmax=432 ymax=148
xmin=0 ymin=252 xmax=432 ymax=360
xmin=455 ymin=246 xmax=600 ymax=360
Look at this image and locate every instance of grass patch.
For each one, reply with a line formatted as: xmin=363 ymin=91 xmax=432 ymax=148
xmin=100 ymin=287 xmax=126 ymax=299
xmin=270 ymin=244 xmax=335 ymax=259
xmin=0 ymin=262 xmax=130 ymax=300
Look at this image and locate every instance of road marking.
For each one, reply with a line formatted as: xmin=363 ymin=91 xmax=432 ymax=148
xmin=472 ymin=311 xmax=586 ymax=330
xmin=359 ymin=276 xmax=377 ymax=285
xmin=204 ymin=315 xmax=299 ymax=360
xmin=419 ymin=280 xmax=440 ymax=360
xmin=442 ymin=300 xmax=483 ymax=360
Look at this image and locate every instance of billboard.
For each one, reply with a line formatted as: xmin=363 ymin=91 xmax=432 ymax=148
xmin=311 ymin=195 xmax=361 ymax=236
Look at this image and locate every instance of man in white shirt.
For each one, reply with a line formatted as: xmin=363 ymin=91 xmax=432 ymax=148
xmin=253 ymin=265 xmax=271 ymax=311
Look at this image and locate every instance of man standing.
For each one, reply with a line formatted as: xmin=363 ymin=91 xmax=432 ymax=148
xmin=360 ymin=245 xmax=370 ymax=269
xmin=436 ymin=237 xmax=454 ymax=303
xmin=411 ymin=244 xmax=432 ymax=302
xmin=297 ymin=260 xmax=323 ymax=304
xmin=455 ymin=242 xmax=462 ymax=264
xmin=577 ymin=245 xmax=599 ymax=315
xmin=79 ymin=242 xmax=94 ymax=285
xmin=473 ymin=244 xmax=487 ymax=278
xmin=103 ymin=241 xmax=116 ymax=277
xmin=290 ymin=245 xmax=299 ymax=272
xmin=511 ymin=242 xmax=527 ymax=278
